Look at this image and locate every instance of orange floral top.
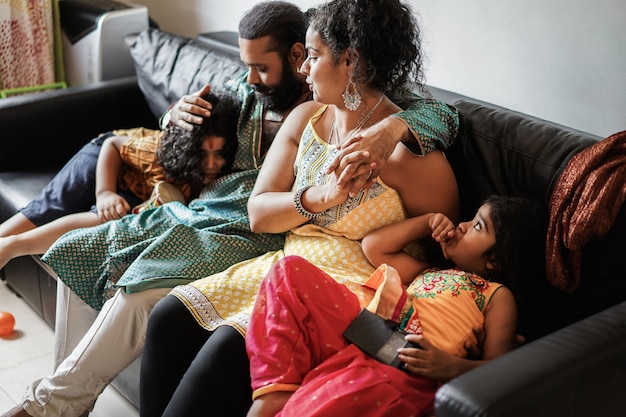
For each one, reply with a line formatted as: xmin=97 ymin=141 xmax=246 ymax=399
xmin=365 ymin=264 xmax=503 ymax=358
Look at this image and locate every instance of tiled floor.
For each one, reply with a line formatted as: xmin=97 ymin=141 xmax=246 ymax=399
xmin=0 ymin=279 xmax=139 ymax=417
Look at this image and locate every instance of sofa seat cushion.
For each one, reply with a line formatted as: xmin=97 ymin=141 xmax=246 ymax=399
xmin=0 ymin=171 xmax=56 ymax=220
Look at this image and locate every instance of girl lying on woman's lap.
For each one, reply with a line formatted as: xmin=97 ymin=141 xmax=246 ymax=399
xmin=246 ymin=195 xmax=547 ymax=417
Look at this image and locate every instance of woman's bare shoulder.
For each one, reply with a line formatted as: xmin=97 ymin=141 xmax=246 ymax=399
xmin=290 ymin=100 xmax=324 ymax=118
xmin=280 ymin=101 xmax=326 ymax=136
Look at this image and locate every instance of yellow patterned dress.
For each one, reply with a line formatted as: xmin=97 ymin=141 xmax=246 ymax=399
xmin=171 ymin=105 xmax=409 ymax=334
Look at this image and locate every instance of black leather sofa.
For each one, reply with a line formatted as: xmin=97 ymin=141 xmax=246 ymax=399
xmin=1 ymin=28 xmax=624 ymax=415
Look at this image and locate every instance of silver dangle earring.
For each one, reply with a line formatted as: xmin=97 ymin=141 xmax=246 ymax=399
xmin=342 ymin=77 xmax=362 ymax=111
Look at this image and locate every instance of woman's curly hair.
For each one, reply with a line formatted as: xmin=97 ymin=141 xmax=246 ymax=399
xmin=157 ymin=92 xmax=240 ymax=185
xmin=309 ymin=0 xmax=425 ymax=98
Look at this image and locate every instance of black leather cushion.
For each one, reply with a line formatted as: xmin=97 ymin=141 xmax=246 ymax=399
xmin=435 ymin=301 xmax=626 ymax=417
xmin=0 ymin=171 xmax=56 ymax=219
xmin=129 ymin=28 xmax=246 ymax=118
xmin=446 ymin=99 xmax=600 ymax=220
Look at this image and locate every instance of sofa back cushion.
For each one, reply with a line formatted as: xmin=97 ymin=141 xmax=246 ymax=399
xmin=130 ymin=28 xmax=246 ymax=118
xmin=446 ymin=99 xmax=601 ymax=220
xmin=447 ymin=100 xmax=626 ymax=339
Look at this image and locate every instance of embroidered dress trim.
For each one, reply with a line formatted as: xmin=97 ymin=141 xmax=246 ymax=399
xmin=170 ymin=285 xmax=249 ymax=335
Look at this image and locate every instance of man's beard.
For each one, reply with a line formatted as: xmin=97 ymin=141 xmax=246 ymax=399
xmin=254 ymin=58 xmax=305 ymax=113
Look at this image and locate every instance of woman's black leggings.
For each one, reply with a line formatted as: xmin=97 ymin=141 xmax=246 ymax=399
xmin=140 ymin=294 xmax=252 ymax=417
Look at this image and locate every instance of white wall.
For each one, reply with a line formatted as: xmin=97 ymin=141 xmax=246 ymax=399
xmin=125 ymin=0 xmax=626 ymax=138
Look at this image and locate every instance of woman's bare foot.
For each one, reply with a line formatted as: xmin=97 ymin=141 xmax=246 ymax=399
xmin=246 ymin=391 xmax=293 ymax=417
xmin=0 ymin=405 xmax=31 ymax=417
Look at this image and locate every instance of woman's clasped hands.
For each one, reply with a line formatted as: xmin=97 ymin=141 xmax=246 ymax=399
xmin=326 ymin=116 xmax=409 ymax=197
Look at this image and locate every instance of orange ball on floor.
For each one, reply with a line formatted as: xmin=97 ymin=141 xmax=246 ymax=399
xmin=0 ymin=311 xmax=16 ymax=335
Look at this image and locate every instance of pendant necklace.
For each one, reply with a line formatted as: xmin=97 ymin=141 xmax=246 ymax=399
xmin=330 ymin=94 xmax=385 ymax=146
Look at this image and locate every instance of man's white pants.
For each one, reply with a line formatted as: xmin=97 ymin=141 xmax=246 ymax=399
xmin=21 ymin=280 xmax=170 ymax=417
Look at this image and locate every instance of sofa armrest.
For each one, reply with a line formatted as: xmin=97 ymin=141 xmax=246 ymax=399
xmin=435 ymin=300 xmax=626 ymax=417
xmin=0 ymin=77 xmax=157 ymax=171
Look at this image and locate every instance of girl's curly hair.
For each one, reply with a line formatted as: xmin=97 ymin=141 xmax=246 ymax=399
xmin=309 ymin=0 xmax=425 ymax=98
xmin=157 ymin=92 xmax=240 ymax=185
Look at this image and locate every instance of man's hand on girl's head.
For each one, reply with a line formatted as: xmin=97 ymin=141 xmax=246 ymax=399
xmin=171 ymin=84 xmax=214 ymax=131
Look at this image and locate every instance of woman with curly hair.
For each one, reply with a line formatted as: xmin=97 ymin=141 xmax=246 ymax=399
xmin=139 ymin=0 xmax=460 ymax=416
xmin=0 ymin=92 xmax=239 ymax=271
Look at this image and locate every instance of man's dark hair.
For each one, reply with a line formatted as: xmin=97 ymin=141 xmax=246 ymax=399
xmin=238 ymin=1 xmax=308 ymax=54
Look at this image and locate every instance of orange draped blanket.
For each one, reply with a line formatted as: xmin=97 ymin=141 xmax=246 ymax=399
xmin=547 ymin=130 xmax=626 ymax=293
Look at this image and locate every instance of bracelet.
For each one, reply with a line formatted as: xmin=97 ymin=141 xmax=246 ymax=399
xmin=159 ymin=103 xmax=176 ymax=130
xmin=294 ymin=186 xmax=320 ymax=219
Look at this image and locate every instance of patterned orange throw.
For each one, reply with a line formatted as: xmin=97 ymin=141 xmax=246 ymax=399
xmin=547 ymin=130 xmax=626 ymax=292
